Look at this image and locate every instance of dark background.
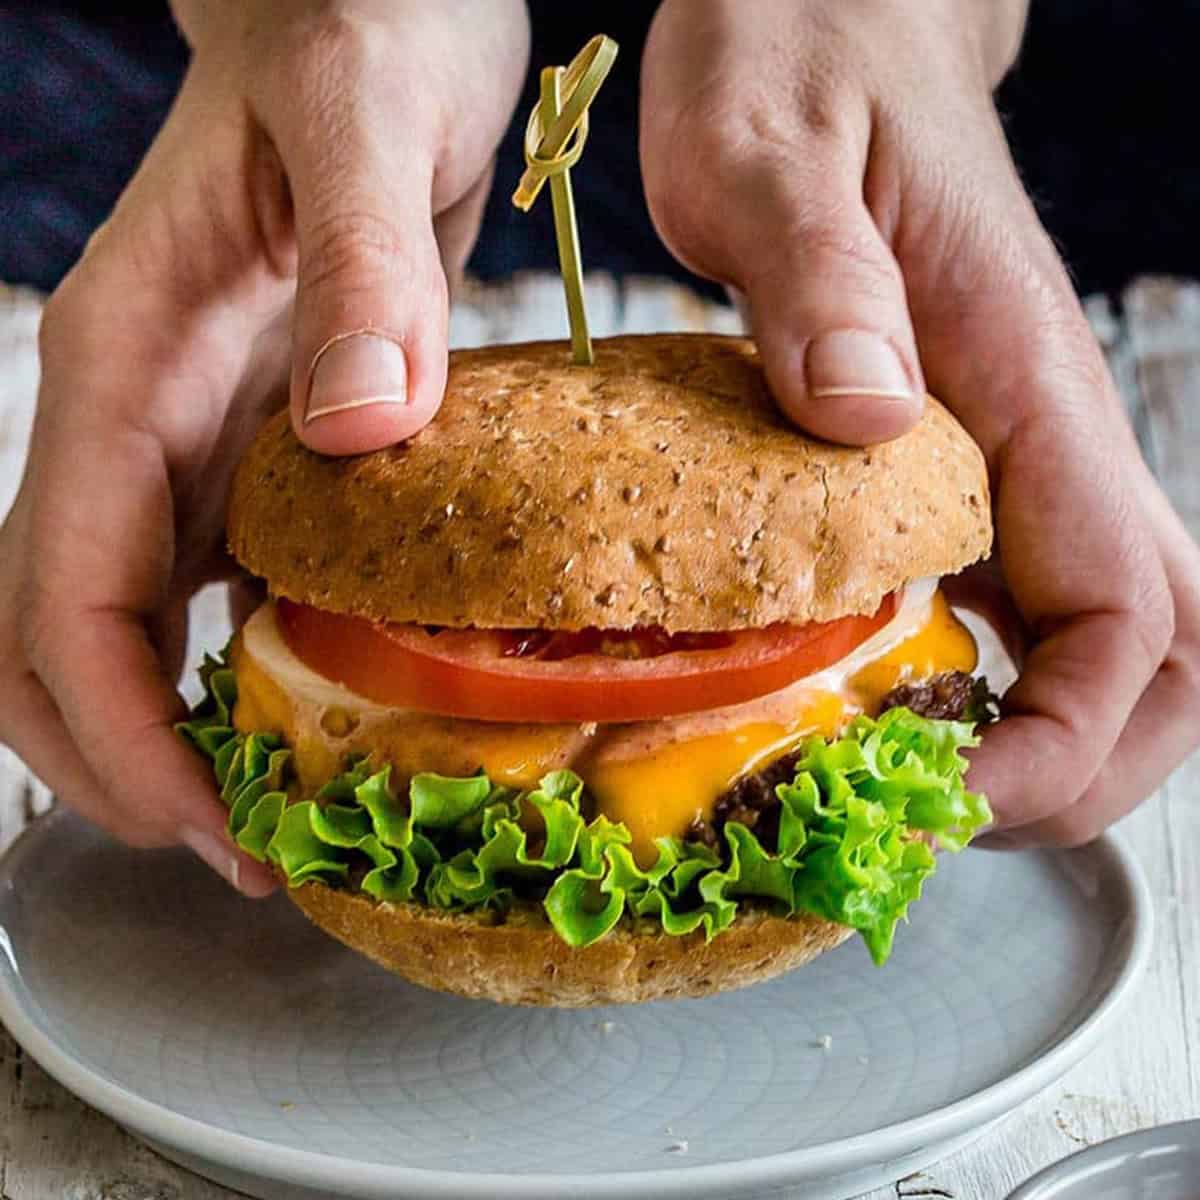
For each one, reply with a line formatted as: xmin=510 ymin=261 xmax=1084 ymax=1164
xmin=1 ymin=1 xmax=1198 ymax=301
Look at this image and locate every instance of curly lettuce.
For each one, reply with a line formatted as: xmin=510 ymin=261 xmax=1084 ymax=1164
xmin=178 ymin=652 xmax=991 ymax=964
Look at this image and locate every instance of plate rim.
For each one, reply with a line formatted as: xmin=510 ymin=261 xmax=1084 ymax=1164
xmin=0 ymin=809 xmax=1155 ymax=1199
xmin=1004 ymin=1118 xmax=1200 ymax=1199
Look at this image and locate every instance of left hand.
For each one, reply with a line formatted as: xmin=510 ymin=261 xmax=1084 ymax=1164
xmin=639 ymin=0 xmax=1200 ymax=847
xmin=0 ymin=0 xmax=528 ymax=891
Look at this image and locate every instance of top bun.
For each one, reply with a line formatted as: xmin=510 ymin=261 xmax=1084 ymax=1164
xmin=228 ymin=334 xmax=991 ymax=632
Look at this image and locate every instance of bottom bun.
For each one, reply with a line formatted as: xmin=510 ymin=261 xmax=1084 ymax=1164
xmin=287 ymin=882 xmax=855 ymax=1007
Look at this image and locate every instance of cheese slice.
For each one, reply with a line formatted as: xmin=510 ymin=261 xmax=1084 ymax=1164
xmin=848 ymin=590 xmax=977 ymax=710
xmin=232 ymin=583 xmax=981 ymax=863
xmin=583 ymin=695 xmax=845 ymax=866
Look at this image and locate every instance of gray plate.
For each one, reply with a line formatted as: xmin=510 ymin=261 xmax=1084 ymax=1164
xmin=0 ymin=808 xmax=1152 ymax=1200
xmin=1006 ymin=1120 xmax=1200 ymax=1198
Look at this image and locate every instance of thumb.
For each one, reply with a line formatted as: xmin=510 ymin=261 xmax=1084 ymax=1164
xmin=643 ymin=116 xmax=923 ymax=445
xmin=272 ymin=111 xmax=449 ymax=456
xmin=739 ymin=195 xmax=925 ymax=444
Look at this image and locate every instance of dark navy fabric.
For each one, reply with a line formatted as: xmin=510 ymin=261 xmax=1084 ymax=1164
xmin=1 ymin=1 xmax=1197 ymax=298
xmin=997 ymin=0 xmax=1200 ymax=294
xmin=0 ymin=3 xmax=188 ymax=292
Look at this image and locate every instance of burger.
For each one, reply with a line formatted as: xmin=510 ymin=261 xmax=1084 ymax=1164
xmin=180 ymin=333 xmax=998 ymax=1007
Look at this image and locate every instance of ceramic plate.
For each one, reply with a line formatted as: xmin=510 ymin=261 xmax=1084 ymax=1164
xmin=0 ymin=809 xmax=1151 ymax=1200
xmin=1006 ymin=1120 xmax=1200 ymax=1199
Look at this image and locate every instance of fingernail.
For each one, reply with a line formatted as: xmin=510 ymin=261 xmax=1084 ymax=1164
xmin=306 ymin=331 xmax=408 ymax=423
xmin=181 ymin=826 xmax=241 ymax=891
xmin=807 ymin=330 xmax=915 ymax=401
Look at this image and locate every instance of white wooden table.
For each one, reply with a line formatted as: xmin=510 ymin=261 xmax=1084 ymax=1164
xmin=0 ymin=275 xmax=1196 ymax=1199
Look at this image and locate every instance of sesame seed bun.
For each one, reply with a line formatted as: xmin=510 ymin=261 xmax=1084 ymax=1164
xmin=227 ymin=334 xmax=990 ymax=632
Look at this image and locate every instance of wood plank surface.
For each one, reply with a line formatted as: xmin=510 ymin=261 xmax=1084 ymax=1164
xmin=875 ymin=278 xmax=1200 ymax=1200
xmin=0 ymin=276 xmax=1197 ymax=1200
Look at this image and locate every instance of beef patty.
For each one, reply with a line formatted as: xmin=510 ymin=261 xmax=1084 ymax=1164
xmin=686 ymin=671 xmax=999 ymax=852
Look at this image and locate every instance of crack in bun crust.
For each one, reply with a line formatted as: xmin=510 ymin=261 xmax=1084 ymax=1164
xmin=287 ymin=881 xmax=855 ymax=1006
xmin=228 ymin=334 xmax=991 ymax=631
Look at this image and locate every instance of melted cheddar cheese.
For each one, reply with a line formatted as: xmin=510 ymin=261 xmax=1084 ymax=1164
xmin=583 ymin=695 xmax=844 ymax=866
xmin=231 ymin=588 xmax=977 ymax=864
xmin=848 ymin=591 xmax=977 ymax=710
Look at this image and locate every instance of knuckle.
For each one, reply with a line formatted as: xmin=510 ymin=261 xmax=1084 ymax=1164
xmin=783 ymin=220 xmax=902 ymax=299
xmin=1164 ymin=605 xmax=1200 ymax=709
xmin=299 ymin=208 xmax=413 ymax=299
xmin=739 ymin=214 xmax=904 ymax=326
xmin=696 ymin=77 xmax=855 ymax=168
xmin=1129 ymin=569 xmax=1176 ymax=672
xmin=761 ymin=54 xmax=860 ymax=146
xmin=644 ymin=62 xmax=863 ymax=276
xmin=975 ymin=266 xmax=1088 ymax=383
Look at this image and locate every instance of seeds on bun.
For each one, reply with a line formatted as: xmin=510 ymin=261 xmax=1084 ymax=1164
xmin=227 ymin=335 xmax=990 ymax=631
xmin=181 ymin=334 xmax=999 ymax=1006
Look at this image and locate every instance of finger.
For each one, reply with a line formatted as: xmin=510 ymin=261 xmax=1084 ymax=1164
xmin=0 ymin=504 xmax=116 ymax=834
xmin=2 ymin=665 xmax=110 ymax=839
xmin=743 ymin=204 xmax=926 ymax=446
xmin=987 ymin=471 xmax=1200 ymax=847
xmin=641 ymin=60 xmax=923 ymax=444
xmin=3 ymin=505 xmax=274 ymax=896
xmin=24 ymin=306 xmax=276 ymax=895
xmin=896 ymin=178 xmax=1175 ymax=829
xmin=4 ymin=665 xmax=273 ymax=895
xmin=262 ymin=38 xmax=449 ymax=456
xmin=952 ymin=409 xmax=1171 ymax=830
xmin=23 ymin=514 xmax=277 ymax=897
xmin=15 ymin=68 xmax=288 ymax=896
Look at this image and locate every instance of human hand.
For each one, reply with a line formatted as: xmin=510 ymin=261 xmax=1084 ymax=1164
xmin=0 ymin=0 xmax=529 ymax=890
xmin=640 ymin=0 xmax=1200 ymax=844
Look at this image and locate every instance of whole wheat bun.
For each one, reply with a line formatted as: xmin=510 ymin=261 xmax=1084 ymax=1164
xmin=288 ymin=880 xmax=853 ymax=1006
xmin=228 ymin=334 xmax=990 ymax=632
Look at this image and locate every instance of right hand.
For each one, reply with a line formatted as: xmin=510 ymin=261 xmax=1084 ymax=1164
xmin=0 ymin=0 xmax=529 ymax=892
xmin=639 ymin=0 xmax=1200 ymax=848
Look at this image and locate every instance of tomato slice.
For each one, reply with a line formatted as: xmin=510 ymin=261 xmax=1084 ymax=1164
xmin=275 ymin=595 xmax=897 ymax=723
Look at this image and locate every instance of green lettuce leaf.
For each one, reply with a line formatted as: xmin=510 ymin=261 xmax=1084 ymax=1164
xmin=177 ymin=650 xmax=992 ymax=964
xmin=543 ymin=816 xmax=631 ymax=946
